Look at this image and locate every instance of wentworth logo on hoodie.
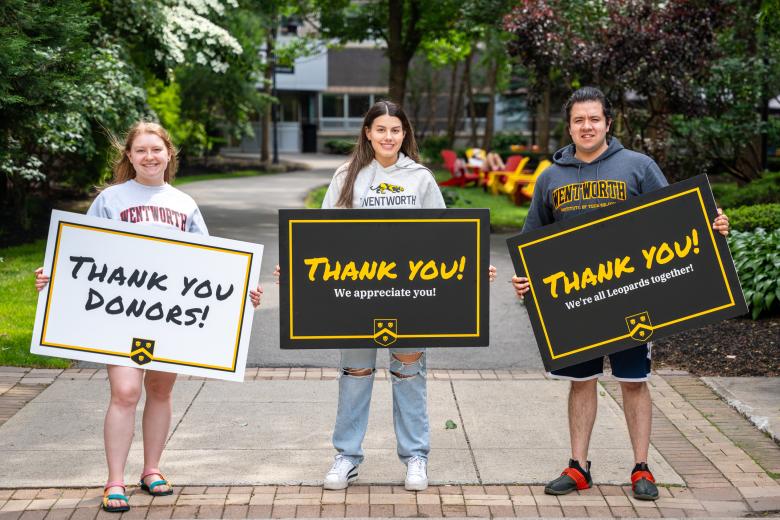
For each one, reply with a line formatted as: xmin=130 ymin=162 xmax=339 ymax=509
xmin=552 ymin=180 xmax=627 ymax=211
xmin=361 ymin=182 xmax=418 ymax=207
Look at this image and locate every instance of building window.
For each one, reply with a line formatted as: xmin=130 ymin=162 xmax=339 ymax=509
xmin=348 ymin=95 xmax=371 ymax=118
xmin=322 ymin=94 xmax=344 ymax=118
xmin=320 ymin=93 xmax=378 ymax=130
xmin=279 ymin=93 xmax=300 ymax=122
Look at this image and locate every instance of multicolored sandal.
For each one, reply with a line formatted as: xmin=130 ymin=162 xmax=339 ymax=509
xmin=139 ymin=469 xmax=174 ymax=496
xmin=102 ymin=481 xmax=130 ymax=513
xmin=544 ymin=459 xmax=593 ymax=495
xmin=631 ymin=462 xmax=659 ymax=500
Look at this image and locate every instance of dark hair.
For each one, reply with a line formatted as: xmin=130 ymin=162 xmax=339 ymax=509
xmin=563 ymin=86 xmax=613 ymax=126
xmin=336 ymin=100 xmax=419 ymax=208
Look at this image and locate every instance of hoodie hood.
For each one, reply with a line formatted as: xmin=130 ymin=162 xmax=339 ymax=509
xmin=373 ymin=152 xmax=417 ymax=173
xmin=552 ymin=137 xmax=625 ymax=167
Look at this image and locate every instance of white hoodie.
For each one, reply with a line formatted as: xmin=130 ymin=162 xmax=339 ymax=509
xmin=321 ymin=153 xmax=445 ymax=210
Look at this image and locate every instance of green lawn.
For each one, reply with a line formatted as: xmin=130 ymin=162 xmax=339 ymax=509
xmin=0 ymin=240 xmax=71 ymax=367
xmin=305 ymin=185 xmax=329 ymax=208
xmin=445 ymin=186 xmax=528 ymax=230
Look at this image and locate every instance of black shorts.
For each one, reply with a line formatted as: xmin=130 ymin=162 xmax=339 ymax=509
xmin=549 ymin=343 xmax=652 ymax=381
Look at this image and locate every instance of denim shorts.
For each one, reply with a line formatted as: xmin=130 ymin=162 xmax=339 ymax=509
xmin=548 ymin=343 xmax=651 ymax=381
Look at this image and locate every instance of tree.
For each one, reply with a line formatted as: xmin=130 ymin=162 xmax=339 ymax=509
xmin=505 ymin=0 xmax=735 ymax=177
xmin=0 ymin=0 xmax=244 ymax=236
xmin=311 ymin=0 xmax=461 ymax=103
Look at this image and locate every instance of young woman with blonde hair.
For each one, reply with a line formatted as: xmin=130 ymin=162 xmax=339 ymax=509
xmin=35 ymin=121 xmax=262 ymax=512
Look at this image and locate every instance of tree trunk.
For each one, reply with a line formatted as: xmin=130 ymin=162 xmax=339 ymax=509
xmin=261 ymin=30 xmax=275 ymax=164
xmin=388 ymin=58 xmax=409 ymax=104
xmin=537 ymin=80 xmax=551 ymax=153
xmin=425 ymin=70 xmax=438 ymax=138
xmin=465 ymin=52 xmax=477 ymax=146
xmin=482 ymin=58 xmax=499 ymax=150
xmin=446 ymin=63 xmax=459 ymax=146
xmin=386 ymin=0 xmax=422 ymax=104
xmin=451 ymin=60 xmax=468 ymax=146
xmin=735 ymin=136 xmax=763 ymax=181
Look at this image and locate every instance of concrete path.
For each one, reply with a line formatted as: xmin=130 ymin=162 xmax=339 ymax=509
xmin=0 ymin=375 xmax=678 ymax=488
xmin=2 ymin=367 xmax=780 ymax=519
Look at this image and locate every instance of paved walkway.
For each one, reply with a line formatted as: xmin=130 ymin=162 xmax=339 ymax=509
xmin=1 ymin=367 xmax=779 ymax=519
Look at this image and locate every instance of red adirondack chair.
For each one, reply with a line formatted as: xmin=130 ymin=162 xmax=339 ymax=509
xmin=439 ymin=150 xmax=480 ymax=187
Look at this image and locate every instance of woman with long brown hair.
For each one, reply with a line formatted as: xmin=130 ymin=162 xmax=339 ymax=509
xmin=310 ymin=101 xmax=496 ymax=490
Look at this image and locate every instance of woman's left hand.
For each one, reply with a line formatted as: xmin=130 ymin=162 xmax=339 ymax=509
xmin=488 ymin=265 xmax=497 ymax=282
xmin=250 ymin=285 xmax=263 ymax=308
xmin=713 ymin=208 xmax=729 ymax=237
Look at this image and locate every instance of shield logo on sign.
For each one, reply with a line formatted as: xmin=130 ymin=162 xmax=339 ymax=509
xmin=373 ymin=319 xmax=398 ymax=347
xmin=130 ymin=338 xmax=155 ymax=365
xmin=625 ymin=312 xmax=653 ymax=342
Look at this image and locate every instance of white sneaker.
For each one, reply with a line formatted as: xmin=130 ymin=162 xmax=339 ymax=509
xmin=405 ymin=456 xmax=428 ymax=491
xmin=323 ymin=455 xmax=358 ymax=490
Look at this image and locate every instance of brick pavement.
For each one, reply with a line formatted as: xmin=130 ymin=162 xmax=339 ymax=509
xmin=2 ymin=367 xmax=779 ymax=518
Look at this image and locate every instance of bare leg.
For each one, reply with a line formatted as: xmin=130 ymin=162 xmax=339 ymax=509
xmin=620 ymin=381 xmax=652 ymax=464
xmin=569 ymin=380 xmax=598 ymax=468
xmin=140 ymin=370 xmax=177 ymax=493
xmin=105 ymin=365 xmax=144 ymax=508
xmin=390 ymin=352 xmax=423 ymax=379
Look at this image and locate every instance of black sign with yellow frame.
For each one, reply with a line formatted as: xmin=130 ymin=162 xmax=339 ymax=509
xmin=279 ymin=209 xmax=490 ymax=349
xmin=507 ymin=175 xmax=747 ymax=371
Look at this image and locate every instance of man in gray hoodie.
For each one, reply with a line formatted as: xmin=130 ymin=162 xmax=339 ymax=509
xmin=512 ymin=87 xmax=730 ymax=500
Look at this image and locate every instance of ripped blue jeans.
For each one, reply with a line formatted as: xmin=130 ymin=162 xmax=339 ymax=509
xmin=332 ymin=348 xmax=428 ymax=465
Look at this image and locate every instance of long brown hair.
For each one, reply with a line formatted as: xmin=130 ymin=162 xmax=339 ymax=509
xmin=336 ymin=100 xmax=419 ymax=208
xmin=110 ymin=121 xmax=179 ymax=185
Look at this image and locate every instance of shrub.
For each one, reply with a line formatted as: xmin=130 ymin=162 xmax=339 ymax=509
xmin=711 ymin=171 xmax=780 ymax=208
xmin=440 ymin=187 xmax=466 ymax=207
xmin=490 ymin=132 xmax=527 ymax=156
xmin=324 ymin=139 xmax=355 ymax=155
xmin=419 ymin=135 xmax=450 ymax=164
xmin=728 ymin=228 xmax=780 ymax=319
xmin=727 ymin=203 xmax=780 ymax=232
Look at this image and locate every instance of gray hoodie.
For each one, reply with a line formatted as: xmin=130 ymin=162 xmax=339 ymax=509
xmin=322 ymin=153 xmax=445 ymax=209
xmin=522 ymin=138 xmax=667 ymax=232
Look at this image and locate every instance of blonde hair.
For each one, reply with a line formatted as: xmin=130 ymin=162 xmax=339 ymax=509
xmin=110 ymin=121 xmax=178 ymax=185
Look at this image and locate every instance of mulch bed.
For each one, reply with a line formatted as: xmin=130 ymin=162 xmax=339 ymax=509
xmin=653 ymin=316 xmax=780 ymax=376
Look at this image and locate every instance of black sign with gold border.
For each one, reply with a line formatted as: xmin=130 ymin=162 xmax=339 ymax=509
xmin=507 ymin=175 xmax=747 ymax=371
xmin=279 ymin=209 xmax=490 ymax=349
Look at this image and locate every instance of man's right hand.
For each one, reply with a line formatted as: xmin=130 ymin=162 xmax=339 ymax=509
xmin=273 ymin=264 xmax=280 ymax=284
xmin=34 ymin=267 xmax=50 ymax=292
xmin=512 ymin=276 xmax=530 ymax=299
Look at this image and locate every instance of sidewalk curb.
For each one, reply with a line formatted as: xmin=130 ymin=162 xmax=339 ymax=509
xmin=702 ymin=378 xmax=779 ymax=445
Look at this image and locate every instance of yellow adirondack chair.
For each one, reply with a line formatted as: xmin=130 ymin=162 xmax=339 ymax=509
xmin=486 ymin=156 xmax=529 ymax=194
xmin=498 ymin=158 xmax=545 ymax=196
xmin=514 ymin=159 xmax=552 ymax=203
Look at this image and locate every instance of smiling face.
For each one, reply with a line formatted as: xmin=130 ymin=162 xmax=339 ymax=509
xmin=568 ymin=100 xmax=612 ymax=163
xmin=365 ymin=114 xmax=405 ymax=167
xmin=127 ymin=132 xmax=171 ymax=186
